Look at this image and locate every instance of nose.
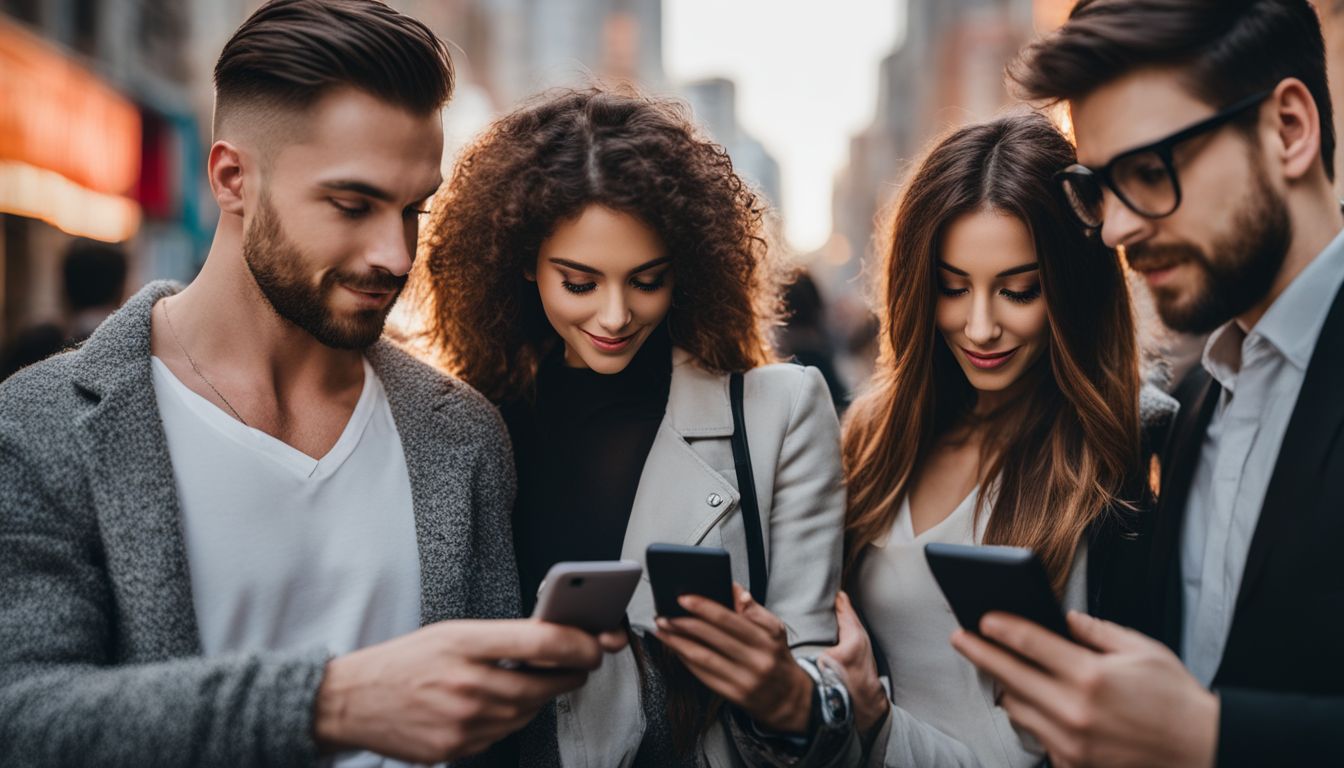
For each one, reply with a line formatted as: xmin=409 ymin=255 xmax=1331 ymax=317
xmin=365 ymin=216 xmax=416 ymax=277
xmin=597 ymin=287 xmax=632 ymax=334
xmin=964 ymin=289 xmax=1001 ymax=348
xmin=1098 ymin=190 xmax=1151 ymax=251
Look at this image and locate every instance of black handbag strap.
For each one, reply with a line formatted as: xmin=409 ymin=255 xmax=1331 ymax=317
xmin=729 ymin=372 xmax=768 ymax=605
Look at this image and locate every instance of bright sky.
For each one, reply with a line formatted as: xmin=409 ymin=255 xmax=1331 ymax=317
xmin=664 ymin=0 xmax=901 ymax=254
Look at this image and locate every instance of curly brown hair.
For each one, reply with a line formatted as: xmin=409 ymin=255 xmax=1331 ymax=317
xmin=414 ymin=86 xmax=784 ymax=403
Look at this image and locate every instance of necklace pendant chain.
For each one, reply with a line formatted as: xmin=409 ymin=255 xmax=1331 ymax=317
xmin=160 ymin=298 xmax=249 ymax=427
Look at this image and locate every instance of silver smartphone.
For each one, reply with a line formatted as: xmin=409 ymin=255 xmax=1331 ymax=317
xmin=531 ymin=560 xmax=643 ymax=634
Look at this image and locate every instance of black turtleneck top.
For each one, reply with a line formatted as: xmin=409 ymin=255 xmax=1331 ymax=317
xmin=501 ymin=326 xmax=673 ymax=614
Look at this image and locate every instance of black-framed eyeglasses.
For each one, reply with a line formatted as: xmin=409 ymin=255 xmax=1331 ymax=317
xmin=1055 ymin=89 xmax=1274 ymax=230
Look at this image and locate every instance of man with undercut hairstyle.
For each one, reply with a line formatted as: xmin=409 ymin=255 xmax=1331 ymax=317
xmin=0 ymin=1 xmax=621 ymax=766
xmin=951 ymin=1 xmax=1344 ymax=766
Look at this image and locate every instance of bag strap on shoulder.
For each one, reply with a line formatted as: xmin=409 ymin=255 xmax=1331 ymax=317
xmin=729 ymin=372 xmax=768 ymax=605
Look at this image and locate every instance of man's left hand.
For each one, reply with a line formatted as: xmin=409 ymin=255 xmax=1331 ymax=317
xmin=951 ymin=610 xmax=1218 ymax=768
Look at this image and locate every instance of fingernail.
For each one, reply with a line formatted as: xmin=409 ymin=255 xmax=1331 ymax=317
xmin=655 ymin=617 xmax=670 ymax=630
xmin=678 ymin=595 xmax=694 ymax=609
xmin=981 ymin=616 xmax=1002 ymax=634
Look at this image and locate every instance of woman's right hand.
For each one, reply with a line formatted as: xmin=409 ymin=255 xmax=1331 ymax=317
xmin=823 ymin=590 xmax=890 ymax=735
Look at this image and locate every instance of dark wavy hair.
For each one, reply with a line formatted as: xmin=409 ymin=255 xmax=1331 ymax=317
xmin=415 ymin=87 xmax=783 ymax=403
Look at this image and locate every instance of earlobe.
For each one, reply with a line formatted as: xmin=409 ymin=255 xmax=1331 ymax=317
xmin=1272 ymin=78 xmax=1321 ymax=182
xmin=209 ymin=140 xmax=247 ymax=216
xmin=523 ymin=268 xmax=537 ymax=283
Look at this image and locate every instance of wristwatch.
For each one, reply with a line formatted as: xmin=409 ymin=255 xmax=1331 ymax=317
xmin=797 ymin=655 xmax=853 ymax=734
xmin=733 ymin=655 xmax=855 ymax=764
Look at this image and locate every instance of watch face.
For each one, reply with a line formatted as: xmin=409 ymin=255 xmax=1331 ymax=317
xmin=822 ymin=684 xmax=850 ymax=725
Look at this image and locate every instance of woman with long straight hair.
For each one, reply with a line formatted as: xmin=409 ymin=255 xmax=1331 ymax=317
xmin=825 ymin=112 xmax=1172 ymax=766
xmin=416 ymin=87 xmax=854 ymax=767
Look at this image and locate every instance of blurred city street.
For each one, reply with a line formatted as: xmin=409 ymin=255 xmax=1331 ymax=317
xmin=5 ymin=0 xmax=1344 ymax=392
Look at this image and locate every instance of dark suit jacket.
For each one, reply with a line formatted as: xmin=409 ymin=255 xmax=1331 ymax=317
xmin=1144 ymin=281 xmax=1344 ymax=766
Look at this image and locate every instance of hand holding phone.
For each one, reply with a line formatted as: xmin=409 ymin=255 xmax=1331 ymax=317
xmin=646 ymin=543 xmax=734 ymax=618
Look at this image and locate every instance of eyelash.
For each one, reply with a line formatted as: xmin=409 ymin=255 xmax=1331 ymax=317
xmin=937 ymin=284 xmax=1042 ymax=304
xmin=1002 ymin=285 xmax=1042 ymax=304
xmin=560 ymin=276 xmax=667 ymax=295
xmin=330 ymin=200 xmax=431 ymax=219
xmin=332 ymin=200 xmax=368 ymax=219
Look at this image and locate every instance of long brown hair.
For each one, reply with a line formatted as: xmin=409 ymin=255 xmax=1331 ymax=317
xmin=842 ymin=113 xmax=1142 ymax=594
xmin=415 ymin=86 xmax=782 ymax=403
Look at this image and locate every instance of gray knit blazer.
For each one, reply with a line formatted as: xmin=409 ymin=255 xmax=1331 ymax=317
xmin=0 ymin=282 xmax=521 ymax=767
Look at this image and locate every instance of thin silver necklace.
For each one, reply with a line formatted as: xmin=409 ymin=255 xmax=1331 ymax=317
xmin=160 ymin=298 xmax=248 ymax=426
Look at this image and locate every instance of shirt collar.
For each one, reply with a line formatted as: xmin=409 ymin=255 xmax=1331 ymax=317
xmin=1253 ymin=221 xmax=1344 ymax=369
xmin=1202 ymin=218 xmax=1344 ymax=385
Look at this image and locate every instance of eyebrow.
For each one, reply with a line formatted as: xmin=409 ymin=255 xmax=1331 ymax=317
xmin=548 ymin=256 xmax=672 ymax=276
xmin=938 ymin=261 xmax=1039 ymax=278
xmin=319 ymin=179 xmax=443 ymax=204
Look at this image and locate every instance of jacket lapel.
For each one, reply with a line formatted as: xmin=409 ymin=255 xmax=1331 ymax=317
xmin=366 ymin=341 xmax=484 ymax=625
xmin=621 ymin=349 xmax=740 ymax=630
xmin=1230 ymin=282 xmax=1344 ymax=619
xmin=72 ymin=281 xmax=201 ymax=660
xmin=1150 ymin=368 xmax=1220 ymax=649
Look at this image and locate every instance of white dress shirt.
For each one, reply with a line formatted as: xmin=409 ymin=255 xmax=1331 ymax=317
xmin=1180 ymin=225 xmax=1344 ymax=685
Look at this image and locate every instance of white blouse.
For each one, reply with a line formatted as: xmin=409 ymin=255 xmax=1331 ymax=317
xmin=854 ymin=486 xmax=1087 ymax=767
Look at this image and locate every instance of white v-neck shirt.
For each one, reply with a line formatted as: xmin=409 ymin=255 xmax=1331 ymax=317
xmin=151 ymin=357 xmax=423 ymax=767
xmin=855 ymin=486 xmax=1088 ymax=767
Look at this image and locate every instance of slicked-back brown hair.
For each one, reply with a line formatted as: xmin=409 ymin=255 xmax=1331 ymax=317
xmin=1010 ymin=0 xmax=1334 ymax=181
xmin=841 ymin=113 xmax=1143 ymax=594
xmin=213 ymin=0 xmax=453 ymax=135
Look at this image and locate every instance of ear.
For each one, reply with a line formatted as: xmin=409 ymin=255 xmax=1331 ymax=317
xmin=1269 ymin=77 xmax=1322 ymax=183
xmin=208 ymin=140 xmax=247 ymax=216
xmin=523 ymin=267 xmax=537 ymax=282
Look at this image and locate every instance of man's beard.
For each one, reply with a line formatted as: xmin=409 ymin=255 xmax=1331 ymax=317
xmin=1126 ymin=170 xmax=1291 ymax=335
xmin=242 ymin=195 xmax=406 ymax=350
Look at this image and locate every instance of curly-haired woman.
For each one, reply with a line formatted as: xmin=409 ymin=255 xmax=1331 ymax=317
xmin=415 ymin=87 xmax=854 ymax=767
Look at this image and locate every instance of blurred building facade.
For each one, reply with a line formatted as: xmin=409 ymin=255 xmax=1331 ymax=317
xmin=0 ymin=0 xmax=683 ymax=347
xmin=812 ymin=0 xmax=1071 ymax=390
xmin=682 ymin=77 xmax=783 ymax=214
xmin=823 ymin=0 xmax=1071 ymax=303
xmin=0 ymin=0 xmax=251 ymax=343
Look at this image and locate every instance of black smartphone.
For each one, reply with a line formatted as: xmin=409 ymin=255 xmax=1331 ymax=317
xmin=646 ymin=543 xmax=734 ymax=618
xmin=924 ymin=542 xmax=1072 ymax=639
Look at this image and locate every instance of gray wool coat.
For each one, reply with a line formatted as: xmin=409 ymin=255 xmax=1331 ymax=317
xmin=0 ymin=282 xmax=522 ymax=767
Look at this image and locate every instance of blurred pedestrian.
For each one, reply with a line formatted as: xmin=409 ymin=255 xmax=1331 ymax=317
xmin=0 ymin=238 xmax=127 ymax=380
xmin=778 ymin=270 xmax=849 ymax=409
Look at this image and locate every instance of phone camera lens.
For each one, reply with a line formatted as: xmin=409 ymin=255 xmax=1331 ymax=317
xmin=569 ymin=577 xmax=585 ymax=588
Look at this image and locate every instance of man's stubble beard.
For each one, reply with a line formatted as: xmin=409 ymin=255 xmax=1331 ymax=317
xmin=1127 ymin=167 xmax=1291 ymax=336
xmin=242 ymin=194 xmax=406 ymax=350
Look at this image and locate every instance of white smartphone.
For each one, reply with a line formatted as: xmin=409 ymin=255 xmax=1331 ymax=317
xmin=531 ymin=560 xmax=643 ymax=634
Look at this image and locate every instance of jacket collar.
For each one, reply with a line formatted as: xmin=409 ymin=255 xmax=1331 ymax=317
xmin=665 ymin=347 xmax=734 ymax=438
xmin=71 ymin=281 xmax=200 ymax=659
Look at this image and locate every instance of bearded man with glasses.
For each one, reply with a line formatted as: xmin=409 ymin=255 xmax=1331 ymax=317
xmin=950 ymin=1 xmax=1344 ymax=767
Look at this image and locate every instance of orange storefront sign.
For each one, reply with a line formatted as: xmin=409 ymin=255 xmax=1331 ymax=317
xmin=0 ymin=17 xmax=140 ymax=194
xmin=0 ymin=17 xmax=141 ymax=240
